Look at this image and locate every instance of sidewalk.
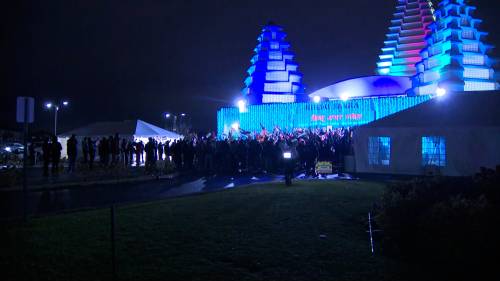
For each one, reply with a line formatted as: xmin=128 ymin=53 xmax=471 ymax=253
xmin=0 ymin=165 xmax=178 ymax=192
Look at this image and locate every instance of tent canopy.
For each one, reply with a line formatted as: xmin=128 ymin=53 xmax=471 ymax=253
xmin=360 ymin=91 xmax=500 ymax=128
xmin=60 ymin=119 xmax=182 ymax=139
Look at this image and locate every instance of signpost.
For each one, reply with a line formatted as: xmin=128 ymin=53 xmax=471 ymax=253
xmin=17 ymin=97 xmax=34 ymax=222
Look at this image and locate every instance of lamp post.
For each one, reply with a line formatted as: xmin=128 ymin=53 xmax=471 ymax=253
xmin=45 ymin=100 xmax=69 ymax=136
xmin=164 ymin=112 xmax=188 ymax=133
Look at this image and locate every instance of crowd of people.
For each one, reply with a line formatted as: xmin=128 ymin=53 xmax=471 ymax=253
xmin=39 ymin=126 xmax=355 ymax=177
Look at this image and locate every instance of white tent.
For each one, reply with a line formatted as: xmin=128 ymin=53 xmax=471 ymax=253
xmin=353 ymin=91 xmax=500 ymax=176
xmin=58 ymin=119 xmax=182 ymax=158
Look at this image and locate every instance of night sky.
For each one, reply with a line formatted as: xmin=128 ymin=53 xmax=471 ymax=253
xmin=2 ymin=0 xmax=499 ymax=132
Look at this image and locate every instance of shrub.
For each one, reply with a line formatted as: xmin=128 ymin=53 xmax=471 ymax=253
xmin=376 ymin=167 xmax=500 ymax=278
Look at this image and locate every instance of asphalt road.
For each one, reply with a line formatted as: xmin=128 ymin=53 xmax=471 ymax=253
xmin=0 ymin=173 xmax=282 ymax=219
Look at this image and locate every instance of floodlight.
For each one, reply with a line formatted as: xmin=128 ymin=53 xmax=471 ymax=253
xmin=436 ymin=87 xmax=446 ymax=97
xmin=283 ymin=152 xmax=292 ymax=159
xmin=62 ymin=101 xmax=69 ymax=106
xmin=45 ymin=102 xmax=52 ymax=109
xmin=231 ymin=122 xmax=239 ymax=130
xmin=312 ymin=95 xmax=321 ymax=103
xmin=340 ymin=92 xmax=350 ymax=101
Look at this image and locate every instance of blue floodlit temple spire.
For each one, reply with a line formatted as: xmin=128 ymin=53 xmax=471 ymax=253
xmin=376 ymin=0 xmax=435 ymax=76
xmin=242 ymin=22 xmax=306 ymax=104
xmin=412 ymin=0 xmax=499 ymax=94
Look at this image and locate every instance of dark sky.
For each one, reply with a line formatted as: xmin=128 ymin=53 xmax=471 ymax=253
xmin=1 ymin=0 xmax=499 ymax=132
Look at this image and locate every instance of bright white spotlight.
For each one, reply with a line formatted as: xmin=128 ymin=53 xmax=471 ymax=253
xmin=231 ymin=122 xmax=239 ymax=130
xmin=165 ymin=113 xmax=171 ymax=118
xmin=237 ymin=99 xmax=247 ymax=113
xmin=180 ymin=113 xmax=186 ymax=117
xmin=45 ymin=102 xmax=52 ymax=109
xmin=340 ymin=92 xmax=350 ymax=101
xmin=62 ymin=101 xmax=69 ymax=106
xmin=283 ymin=152 xmax=292 ymax=159
xmin=436 ymin=87 xmax=446 ymax=97
xmin=312 ymin=95 xmax=321 ymax=103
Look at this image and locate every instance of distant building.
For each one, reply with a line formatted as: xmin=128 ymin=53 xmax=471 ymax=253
xmin=376 ymin=0 xmax=435 ymax=76
xmin=242 ymin=22 xmax=306 ymax=104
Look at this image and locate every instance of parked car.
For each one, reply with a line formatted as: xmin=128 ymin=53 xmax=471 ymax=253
xmin=1 ymin=143 xmax=24 ymax=154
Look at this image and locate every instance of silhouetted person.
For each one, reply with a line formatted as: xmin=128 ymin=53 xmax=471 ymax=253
xmin=82 ymin=137 xmax=89 ymax=164
xmin=144 ymin=138 xmax=155 ymax=172
xmin=67 ymin=134 xmax=78 ymax=173
xmin=121 ymin=138 xmax=128 ymax=166
xmin=88 ymin=137 xmax=95 ymax=170
xmin=158 ymin=141 xmax=164 ymax=161
xmin=42 ymin=138 xmax=51 ymax=177
xmin=51 ymin=136 xmax=62 ymax=175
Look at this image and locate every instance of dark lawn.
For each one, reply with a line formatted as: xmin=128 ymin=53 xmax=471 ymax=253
xmin=1 ymin=180 xmax=417 ymax=281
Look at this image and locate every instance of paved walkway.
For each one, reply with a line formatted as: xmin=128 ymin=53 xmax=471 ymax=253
xmin=0 ymin=173 xmax=282 ymax=219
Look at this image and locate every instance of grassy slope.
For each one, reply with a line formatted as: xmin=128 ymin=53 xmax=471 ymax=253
xmin=1 ymin=180 xmax=410 ymax=281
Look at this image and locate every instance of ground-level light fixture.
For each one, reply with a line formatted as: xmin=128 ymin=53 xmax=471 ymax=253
xmin=436 ymin=87 xmax=446 ymax=97
xmin=231 ymin=122 xmax=239 ymax=130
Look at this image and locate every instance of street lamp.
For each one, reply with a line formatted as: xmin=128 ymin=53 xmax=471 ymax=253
xmin=164 ymin=112 xmax=188 ymax=132
xmin=44 ymin=100 xmax=69 ymax=136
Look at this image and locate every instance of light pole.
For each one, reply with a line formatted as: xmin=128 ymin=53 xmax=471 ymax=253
xmin=164 ymin=112 xmax=187 ymax=133
xmin=45 ymin=100 xmax=69 ymax=136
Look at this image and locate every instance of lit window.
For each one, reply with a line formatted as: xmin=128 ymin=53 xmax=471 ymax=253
xmin=462 ymin=43 xmax=479 ymax=52
xmin=262 ymin=94 xmax=295 ymax=103
xmin=289 ymin=74 xmax=301 ymax=83
xmin=464 ymin=81 xmax=496 ymax=91
xmin=463 ymin=54 xmax=485 ymax=65
xmin=368 ymin=137 xmax=391 ymax=166
xmin=267 ymin=61 xmax=285 ymax=70
xmin=422 ymin=136 xmax=446 ymax=167
xmin=266 ymin=71 xmax=288 ymax=81
xmin=269 ymin=51 xmax=282 ymax=60
xmin=461 ymin=29 xmax=474 ymax=39
xmin=264 ymin=82 xmax=291 ymax=93
xmin=463 ymin=68 xmax=490 ymax=79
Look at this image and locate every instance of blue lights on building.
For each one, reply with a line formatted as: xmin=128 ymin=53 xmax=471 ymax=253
xmin=242 ymin=22 xmax=306 ymax=105
xmin=412 ymin=0 xmax=499 ymax=94
xmin=217 ymin=1 xmax=499 ymax=138
xmin=217 ymin=95 xmax=430 ymax=136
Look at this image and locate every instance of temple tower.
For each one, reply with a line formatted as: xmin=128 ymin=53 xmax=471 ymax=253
xmin=376 ymin=0 xmax=435 ymax=76
xmin=242 ymin=22 xmax=306 ymax=104
xmin=412 ymin=0 xmax=499 ymax=95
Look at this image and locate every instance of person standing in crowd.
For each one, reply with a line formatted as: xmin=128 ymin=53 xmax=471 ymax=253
xmin=158 ymin=141 xmax=164 ymax=161
xmin=82 ymin=137 xmax=89 ymax=164
xmin=42 ymin=137 xmax=51 ymax=177
xmin=135 ymin=140 xmax=142 ymax=166
xmin=121 ymin=138 xmax=128 ymax=166
xmin=50 ymin=136 xmax=62 ymax=175
xmin=127 ymin=140 xmax=135 ymax=166
xmin=164 ymin=140 xmax=171 ymax=162
xmin=88 ymin=137 xmax=95 ymax=170
xmin=111 ymin=133 xmax=120 ymax=165
xmin=67 ymin=134 xmax=78 ymax=173
xmin=144 ymin=138 xmax=155 ymax=172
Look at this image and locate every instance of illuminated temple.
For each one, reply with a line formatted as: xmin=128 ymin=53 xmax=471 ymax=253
xmin=242 ymin=22 xmax=306 ymax=104
xmin=376 ymin=0 xmax=435 ymax=76
xmin=412 ymin=0 xmax=499 ymax=94
xmin=217 ymin=0 xmax=498 ymax=137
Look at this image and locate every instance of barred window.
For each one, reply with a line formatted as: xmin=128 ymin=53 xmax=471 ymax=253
xmin=368 ymin=137 xmax=391 ymax=166
xmin=422 ymin=136 xmax=446 ymax=167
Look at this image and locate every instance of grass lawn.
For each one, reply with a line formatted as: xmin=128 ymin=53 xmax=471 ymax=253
xmin=1 ymin=180 xmax=415 ymax=281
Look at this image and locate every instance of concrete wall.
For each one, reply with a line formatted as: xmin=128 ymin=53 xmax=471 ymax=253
xmin=353 ymin=127 xmax=500 ymax=176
